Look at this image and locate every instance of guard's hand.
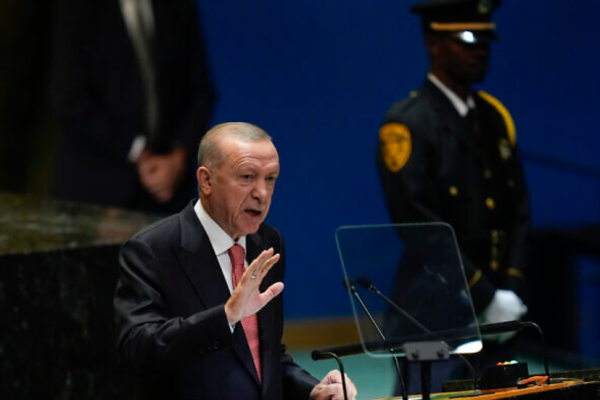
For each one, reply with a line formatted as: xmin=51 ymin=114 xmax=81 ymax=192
xmin=310 ymin=370 xmax=357 ymax=400
xmin=479 ymin=289 xmax=528 ymax=344
xmin=137 ymin=148 xmax=186 ymax=203
xmin=224 ymin=248 xmax=283 ymax=325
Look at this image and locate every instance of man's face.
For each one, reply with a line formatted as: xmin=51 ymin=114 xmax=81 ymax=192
xmin=432 ymin=34 xmax=491 ymax=85
xmin=200 ymin=138 xmax=280 ymax=240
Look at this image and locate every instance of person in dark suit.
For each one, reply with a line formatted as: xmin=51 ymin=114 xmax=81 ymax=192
xmin=51 ymin=0 xmax=214 ymax=214
xmin=376 ymin=0 xmax=530 ymax=393
xmin=114 ymin=122 xmax=358 ymax=400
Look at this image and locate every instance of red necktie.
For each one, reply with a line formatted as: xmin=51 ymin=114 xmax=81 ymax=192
xmin=228 ymin=244 xmax=261 ymax=382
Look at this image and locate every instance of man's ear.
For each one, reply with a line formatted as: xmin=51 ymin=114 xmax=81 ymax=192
xmin=197 ymin=166 xmax=213 ymax=197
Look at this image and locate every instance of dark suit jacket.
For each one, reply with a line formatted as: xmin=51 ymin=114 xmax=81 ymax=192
xmin=51 ymin=0 xmax=214 ymax=212
xmin=114 ymin=201 xmax=318 ymax=400
xmin=377 ymin=80 xmax=531 ymax=313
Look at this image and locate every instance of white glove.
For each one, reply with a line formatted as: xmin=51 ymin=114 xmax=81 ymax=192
xmin=478 ymin=289 xmax=528 ymax=344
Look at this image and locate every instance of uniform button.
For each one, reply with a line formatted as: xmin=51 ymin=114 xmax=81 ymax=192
xmin=507 ymin=179 xmax=515 ymax=188
xmin=449 ymin=186 xmax=458 ymax=196
xmin=486 ymin=198 xmax=495 ymax=210
xmin=491 ymin=230 xmax=499 ymax=243
xmin=484 ymin=170 xmax=492 ymax=179
xmin=490 ymin=260 xmax=500 ymax=271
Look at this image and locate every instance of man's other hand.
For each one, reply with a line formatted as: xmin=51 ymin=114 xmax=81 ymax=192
xmin=310 ymin=370 xmax=357 ymax=400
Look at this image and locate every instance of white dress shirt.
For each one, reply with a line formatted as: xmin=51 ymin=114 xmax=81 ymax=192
xmin=193 ymin=200 xmax=247 ymax=294
xmin=428 ymin=72 xmax=475 ymax=117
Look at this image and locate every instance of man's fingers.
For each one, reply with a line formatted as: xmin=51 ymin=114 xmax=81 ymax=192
xmin=324 ymin=369 xmax=343 ymax=384
xmin=245 ymin=248 xmax=279 ymax=282
xmin=311 ymin=371 xmax=357 ymax=400
xmin=251 ymin=253 xmax=280 ymax=280
xmin=310 ymin=383 xmax=356 ymax=400
xmin=260 ymin=282 xmax=284 ymax=302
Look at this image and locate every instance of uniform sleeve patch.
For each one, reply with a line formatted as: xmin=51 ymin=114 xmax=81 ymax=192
xmin=379 ymin=122 xmax=412 ymax=173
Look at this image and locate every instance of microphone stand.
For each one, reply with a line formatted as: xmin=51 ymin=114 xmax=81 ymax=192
xmin=315 ymin=351 xmax=348 ymax=400
xmin=368 ymin=278 xmax=552 ymax=392
xmin=343 ymin=278 xmax=408 ymax=400
xmin=479 ymin=320 xmax=550 ymax=379
xmin=356 ymin=276 xmax=477 ymax=398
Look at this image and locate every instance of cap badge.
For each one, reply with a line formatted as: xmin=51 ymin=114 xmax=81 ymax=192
xmin=478 ymin=0 xmax=493 ymax=15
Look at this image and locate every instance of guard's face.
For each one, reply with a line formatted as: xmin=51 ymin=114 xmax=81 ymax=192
xmin=200 ymin=138 xmax=279 ymax=240
xmin=435 ymin=34 xmax=490 ymax=85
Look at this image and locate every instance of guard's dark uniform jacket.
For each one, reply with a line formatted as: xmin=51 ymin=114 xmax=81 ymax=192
xmin=376 ymin=79 xmax=531 ymax=313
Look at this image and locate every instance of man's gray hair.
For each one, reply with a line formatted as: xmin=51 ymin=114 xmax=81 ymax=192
xmin=197 ymin=122 xmax=272 ymax=170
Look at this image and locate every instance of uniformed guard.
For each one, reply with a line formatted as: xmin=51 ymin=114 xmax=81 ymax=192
xmin=376 ymin=0 xmax=531 ymax=393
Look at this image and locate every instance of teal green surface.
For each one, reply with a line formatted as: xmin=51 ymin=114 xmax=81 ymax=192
xmin=288 ymin=348 xmax=575 ymax=400
xmin=290 ymin=350 xmax=396 ymax=400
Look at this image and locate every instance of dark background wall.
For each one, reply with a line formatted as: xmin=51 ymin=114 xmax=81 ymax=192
xmin=194 ymin=0 xmax=600 ymax=319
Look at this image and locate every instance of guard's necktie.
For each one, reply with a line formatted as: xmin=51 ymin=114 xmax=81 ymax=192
xmin=228 ymin=244 xmax=261 ymax=382
xmin=465 ymin=106 xmax=480 ymax=136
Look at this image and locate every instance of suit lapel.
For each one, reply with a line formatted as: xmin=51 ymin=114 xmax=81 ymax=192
xmin=173 ymin=203 xmax=265 ymax=386
xmin=172 ymin=203 xmax=231 ymax=310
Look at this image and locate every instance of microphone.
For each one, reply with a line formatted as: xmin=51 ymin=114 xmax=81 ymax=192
xmin=343 ymin=278 xmax=386 ymax=340
xmin=479 ymin=321 xmax=550 ymax=378
xmin=342 ymin=278 xmax=408 ymax=400
xmin=356 ymin=276 xmax=431 ymax=335
xmin=479 ymin=320 xmax=525 ymax=335
xmin=357 ymin=276 xmax=552 ymax=385
xmin=356 ymin=275 xmax=478 ymax=393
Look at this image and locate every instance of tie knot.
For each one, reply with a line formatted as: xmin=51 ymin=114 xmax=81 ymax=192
xmin=228 ymin=244 xmax=245 ymax=268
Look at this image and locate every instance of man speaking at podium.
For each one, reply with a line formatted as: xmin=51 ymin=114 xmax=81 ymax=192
xmin=377 ymin=0 xmax=531 ymax=392
xmin=114 ymin=122 xmax=357 ymax=400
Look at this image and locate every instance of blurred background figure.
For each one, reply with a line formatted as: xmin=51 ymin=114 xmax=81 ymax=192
xmin=0 ymin=1 xmax=57 ymax=195
xmin=377 ymin=0 xmax=530 ymax=393
xmin=50 ymin=0 xmax=215 ymax=213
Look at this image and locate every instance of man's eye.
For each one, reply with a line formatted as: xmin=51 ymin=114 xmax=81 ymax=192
xmin=241 ymin=174 xmax=253 ymax=181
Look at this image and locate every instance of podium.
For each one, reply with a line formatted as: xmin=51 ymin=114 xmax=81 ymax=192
xmin=0 ymin=192 xmax=160 ymax=399
xmin=373 ymin=378 xmax=600 ymax=399
xmin=313 ymin=223 xmax=600 ymax=400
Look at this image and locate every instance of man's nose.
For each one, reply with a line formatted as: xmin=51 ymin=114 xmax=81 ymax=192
xmin=252 ymin=180 xmax=269 ymax=201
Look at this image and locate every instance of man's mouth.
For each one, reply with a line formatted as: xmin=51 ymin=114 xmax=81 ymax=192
xmin=245 ymin=209 xmax=262 ymax=217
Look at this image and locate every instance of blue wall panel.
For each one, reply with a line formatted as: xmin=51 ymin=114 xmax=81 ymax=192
xmin=196 ymin=0 xmax=600 ymax=319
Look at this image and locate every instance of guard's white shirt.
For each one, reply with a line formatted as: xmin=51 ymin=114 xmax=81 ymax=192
xmin=428 ymin=72 xmax=475 ymax=117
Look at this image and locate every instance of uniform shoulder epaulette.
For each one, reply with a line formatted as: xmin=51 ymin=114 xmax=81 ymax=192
xmin=386 ymin=89 xmax=422 ymax=118
xmin=477 ymin=90 xmax=516 ymax=147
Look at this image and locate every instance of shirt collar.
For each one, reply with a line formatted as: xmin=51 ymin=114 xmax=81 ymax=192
xmin=194 ymin=200 xmax=246 ymax=256
xmin=427 ymin=73 xmax=475 ymax=117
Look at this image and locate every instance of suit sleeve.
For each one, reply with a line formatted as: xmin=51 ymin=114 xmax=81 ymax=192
xmin=502 ymin=145 xmax=531 ymax=302
xmin=165 ymin=0 xmax=215 ymax=156
xmin=275 ymin=230 xmax=320 ymax=399
xmin=114 ymin=238 xmax=234 ymax=375
xmin=51 ymin=0 xmax=139 ymax=163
